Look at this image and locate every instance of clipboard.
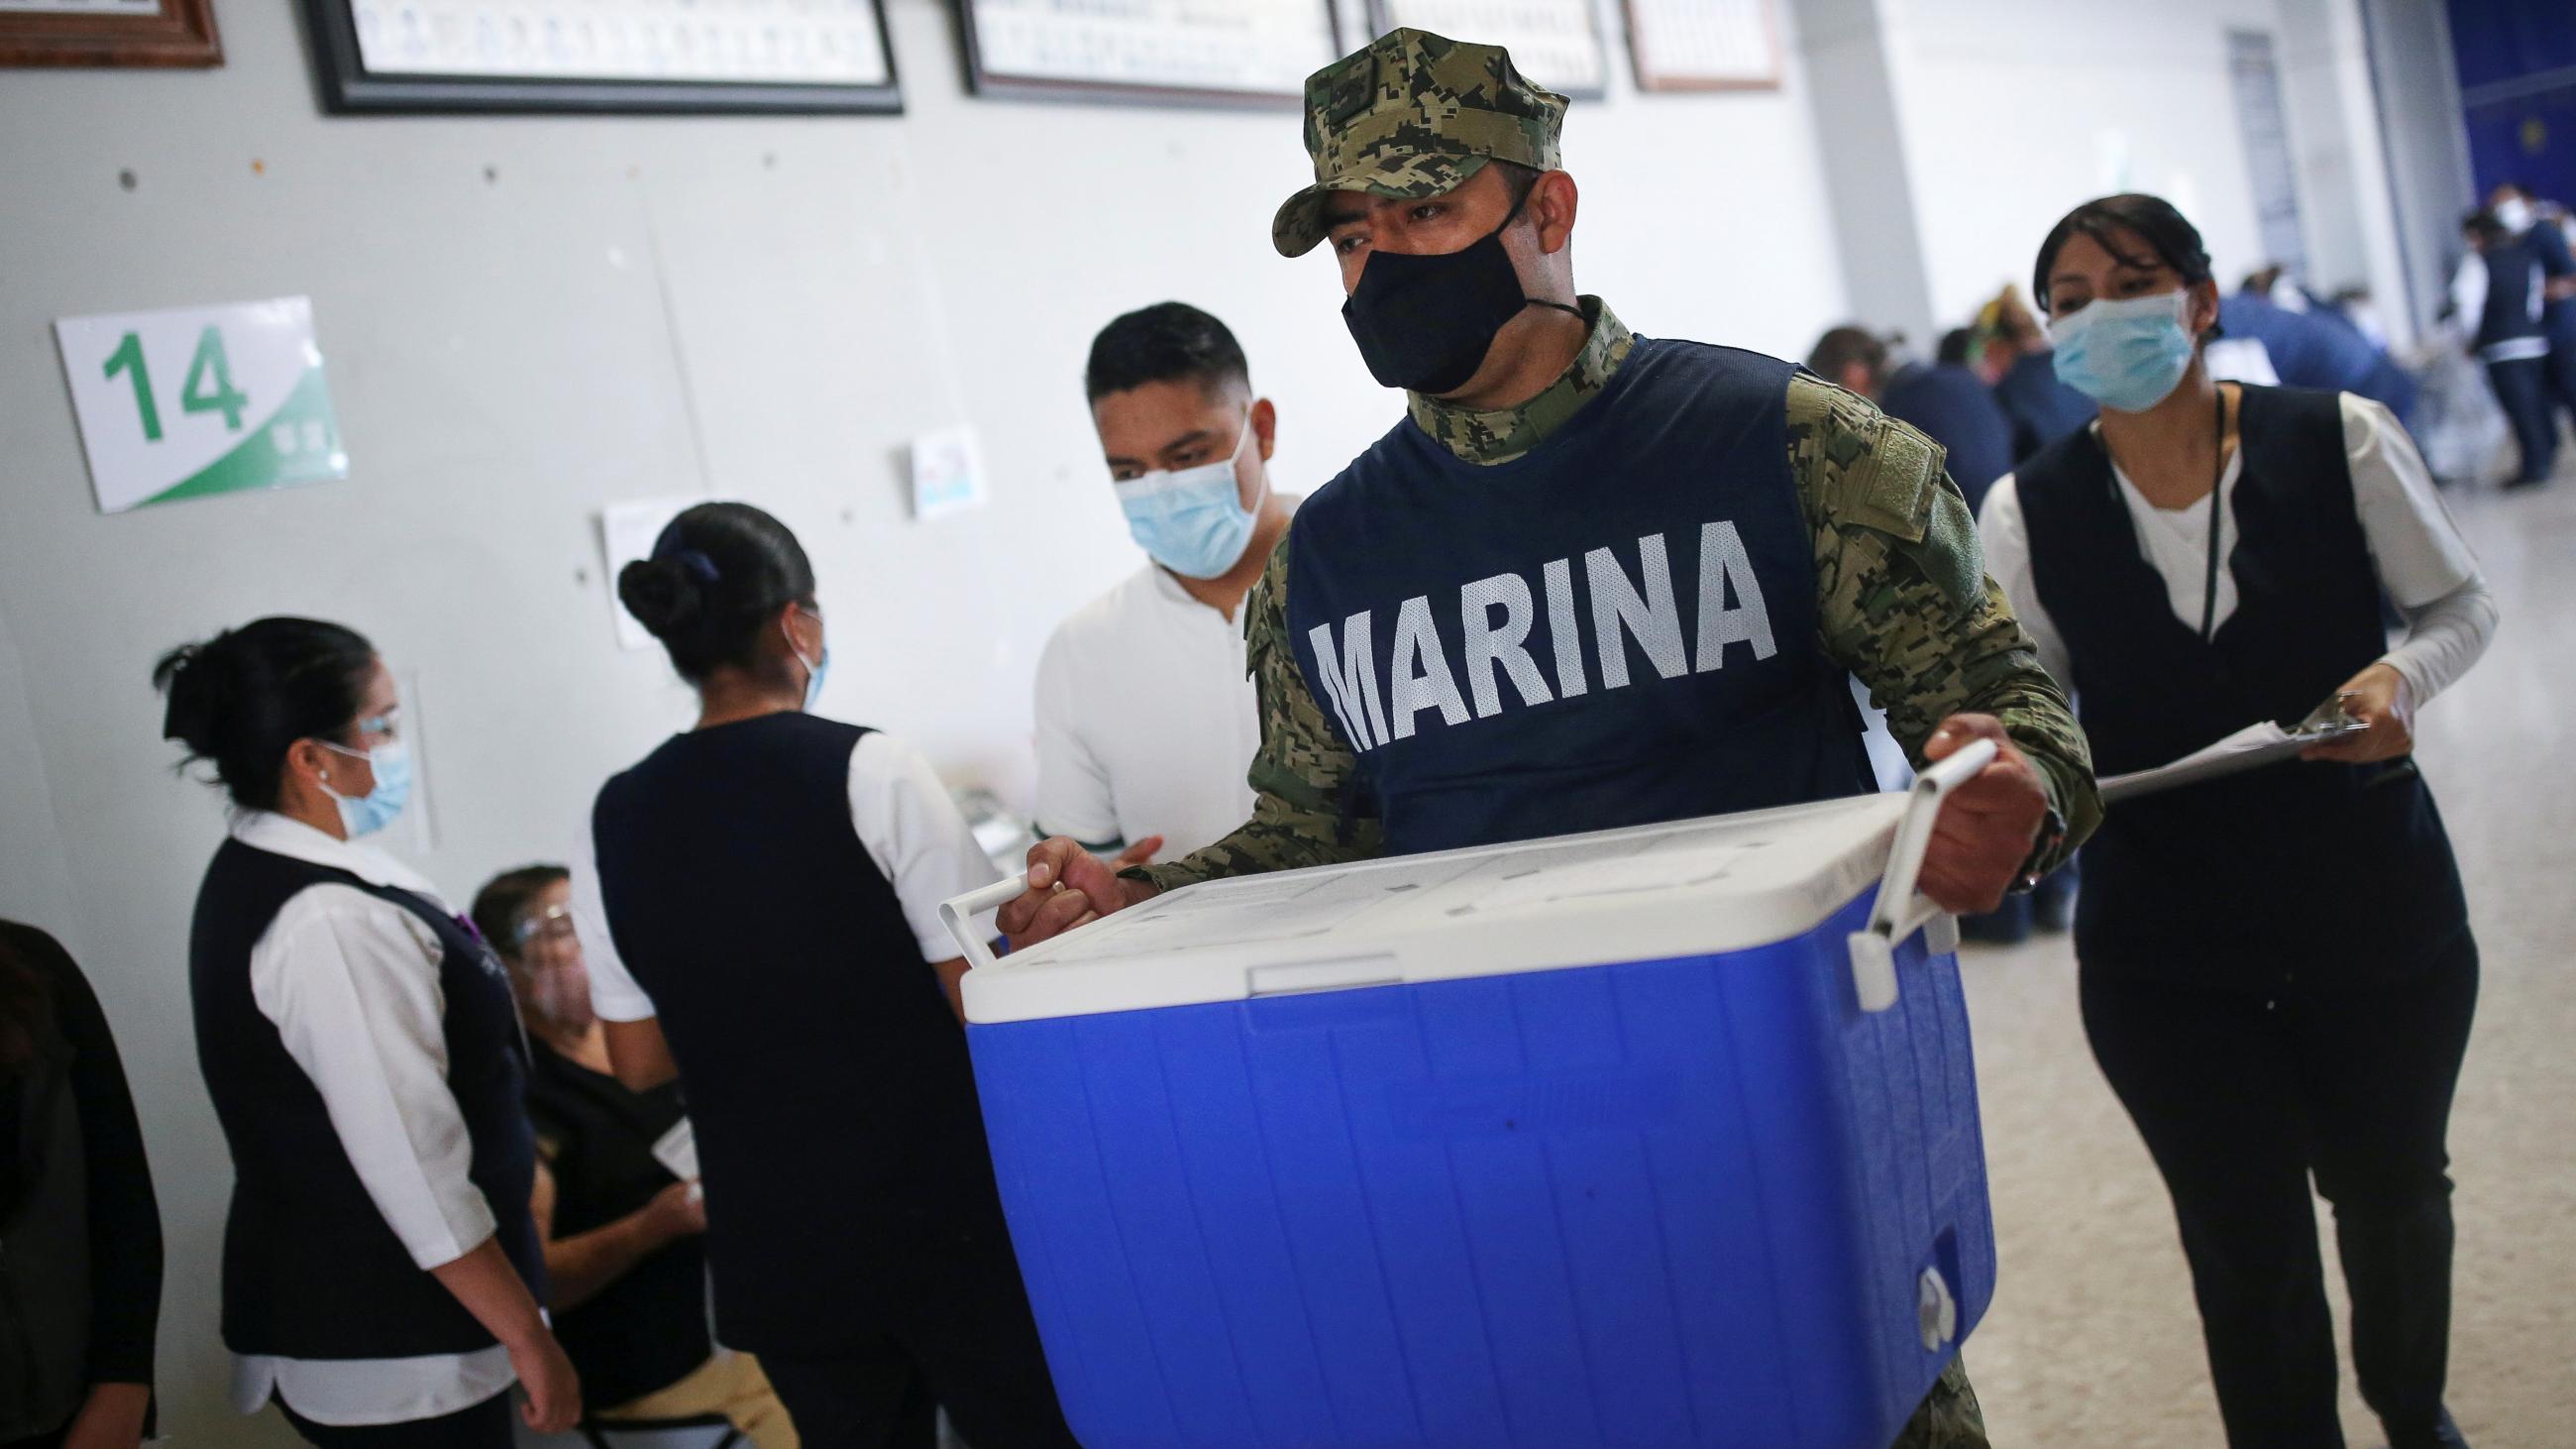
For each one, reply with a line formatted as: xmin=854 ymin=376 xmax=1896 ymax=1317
xmin=2098 ymin=693 xmax=2372 ymax=805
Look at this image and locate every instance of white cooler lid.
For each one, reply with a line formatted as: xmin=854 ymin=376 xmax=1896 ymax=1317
xmin=962 ymin=792 xmax=1912 ymax=1026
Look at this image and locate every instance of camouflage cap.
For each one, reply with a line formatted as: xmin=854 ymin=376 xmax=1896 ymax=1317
xmin=1272 ymin=29 xmax=1567 ymax=259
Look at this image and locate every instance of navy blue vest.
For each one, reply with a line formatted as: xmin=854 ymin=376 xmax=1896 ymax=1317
xmin=590 ymin=714 xmax=1014 ymax=1354
xmin=2476 ymin=235 xmax=2544 ymax=351
xmin=1286 ymin=339 xmax=1873 ymax=857
xmin=189 ymin=838 xmax=544 ymax=1358
xmin=2015 ymin=386 xmax=2468 ymax=987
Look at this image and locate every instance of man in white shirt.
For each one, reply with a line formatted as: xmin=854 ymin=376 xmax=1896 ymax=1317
xmin=1033 ymin=302 xmax=1297 ymax=864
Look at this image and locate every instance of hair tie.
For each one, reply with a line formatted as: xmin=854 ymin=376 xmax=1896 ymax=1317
xmin=651 ymin=539 xmax=721 ymax=584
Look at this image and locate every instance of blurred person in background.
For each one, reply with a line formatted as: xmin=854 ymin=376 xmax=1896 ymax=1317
xmin=2455 ymin=208 xmax=2557 ymax=487
xmin=1978 ymin=287 xmax=2098 ymax=460
xmin=2211 ymin=287 xmax=2418 ymax=424
xmin=2487 ymin=181 xmax=2576 ymax=431
xmin=472 ymin=867 xmax=795 ymax=1449
xmin=157 ymin=618 xmax=576 ymax=1446
xmin=1806 ymin=324 xmax=2015 ymax=513
xmin=0 ymin=921 xmax=161 ymax=1449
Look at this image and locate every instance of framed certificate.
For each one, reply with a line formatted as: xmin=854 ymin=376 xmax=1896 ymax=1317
xmin=1369 ymin=0 xmax=1608 ymax=100
xmin=0 ymin=0 xmax=219 ymax=67
xmin=1624 ymin=0 xmax=1781 ymax=92
xmin=301 ymin=0 xmax=901 ymax=115
xmin=961 ymin=0 xmax=1341 ymax=106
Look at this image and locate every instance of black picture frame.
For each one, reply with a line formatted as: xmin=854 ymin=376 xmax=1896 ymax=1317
xmin=958 ymin=0 xmax=1341 ymax=109
xmin=1367 ymin=0 xmax=1610 ymax=101
xmin=299 ymin=0 xmax=903 ymax=116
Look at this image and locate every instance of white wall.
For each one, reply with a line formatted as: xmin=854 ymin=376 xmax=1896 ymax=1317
xmin=1793 ymin=0 xmax=1942 ymax=346
xmin=2275 ymin=0 xmax=2416 ymax=343
xmin=2358 ymin=0 xmax=2477 ymax=338
xmin=1856 ymin=0 xmax=2414 ymax=338
xmin=0 ymin=1 xmax=1850 ymax=1441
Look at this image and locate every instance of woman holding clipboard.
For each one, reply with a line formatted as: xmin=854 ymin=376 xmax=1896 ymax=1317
xmin=1978 ymin=194 xmax=2496 ymax=1449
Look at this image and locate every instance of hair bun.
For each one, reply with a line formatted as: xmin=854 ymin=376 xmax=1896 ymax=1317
xmin=153 ymin=636 xmax=235 ymax=754
xmin=617 ymin=557 xmax=704 ymax=637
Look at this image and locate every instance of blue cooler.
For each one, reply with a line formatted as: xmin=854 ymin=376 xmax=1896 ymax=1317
xmin=942 ymin=750 xmax=1998 ymax=1449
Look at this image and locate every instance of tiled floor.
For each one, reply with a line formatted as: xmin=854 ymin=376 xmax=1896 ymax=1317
xmin=1959 ymin=455 xmax=2576 ymax=1448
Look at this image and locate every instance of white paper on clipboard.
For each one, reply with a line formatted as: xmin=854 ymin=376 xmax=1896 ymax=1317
xmin=2099 ymin=715 xmax=2358 ymax=805
xmin=651 ymin=1118 xmax=699 ymax=1182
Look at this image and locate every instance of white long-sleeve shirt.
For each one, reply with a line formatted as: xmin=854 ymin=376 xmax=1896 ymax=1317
xmin=1980 ymin=392 xmax=2498 ymax=724
xmin=224 ymin=812 xmax=519 ymax=1426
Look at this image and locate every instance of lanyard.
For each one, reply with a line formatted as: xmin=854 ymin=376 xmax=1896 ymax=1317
xmin=2200 ymin=389 xmax=2227 ymax=643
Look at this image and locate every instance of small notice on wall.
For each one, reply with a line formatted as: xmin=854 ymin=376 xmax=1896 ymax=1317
xmin=600 ymin=495 xmax=709 ymax=651
xmin=54 ymin=297 xmax=348 ymax=515
xmin=911 ymin=426 xmax=989 ymax=521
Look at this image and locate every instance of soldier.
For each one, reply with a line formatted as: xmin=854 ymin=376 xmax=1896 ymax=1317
xmin=1001 ymin=30 xmax=2102 ymax=1447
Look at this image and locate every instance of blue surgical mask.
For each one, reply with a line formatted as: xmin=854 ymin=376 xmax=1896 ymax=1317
xmin=1117 ymin=414 xmax=1267 ymax=580
xmin=803 ymin=649 xmax=830 ymax=712
xmin=787 ymin=612 xmax=829 ymax=713
xmin=318 ymin=738 xmax=411 ymax=837
xmin=2048 ymin=288 xmax=2199 ymax=413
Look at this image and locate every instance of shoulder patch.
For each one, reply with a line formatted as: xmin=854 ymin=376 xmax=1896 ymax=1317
xmin=1845 ymin=418 xmax=1946 ymax=542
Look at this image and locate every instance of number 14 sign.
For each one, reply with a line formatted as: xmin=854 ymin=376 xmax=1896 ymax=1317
xmin=54 ymin=296 xmax=348 ymax=514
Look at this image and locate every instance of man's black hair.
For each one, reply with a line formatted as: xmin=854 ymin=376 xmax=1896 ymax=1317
xmin=1936 ymin=327 xmax=1978 ymax=367
xmin=1805 ymin=325 xmax=1888 ymax=387
xmin=1084 ymin=301 xmax=1250 ymax=404
xmin=1487 ymin=159 xmax=1544 ymax=214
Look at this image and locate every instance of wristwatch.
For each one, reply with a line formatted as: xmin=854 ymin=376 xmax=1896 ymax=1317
xmin=2007 ymin=804 xmax=2069 ymax=894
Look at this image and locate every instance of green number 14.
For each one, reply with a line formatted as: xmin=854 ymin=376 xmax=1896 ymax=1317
xmin=101 ymin=325 xmax=249 ymax=443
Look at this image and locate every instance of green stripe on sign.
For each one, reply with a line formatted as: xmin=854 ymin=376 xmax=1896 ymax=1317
xmin=140 ymin=366 xmax=346 ymax=508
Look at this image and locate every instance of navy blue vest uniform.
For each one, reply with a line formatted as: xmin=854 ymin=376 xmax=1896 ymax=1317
xmin=190 ymin=839 xmax=544 ymax=1359
xmin=2474 ymin=235 xmax=2545 ymax=354
xmin=1880 ymin=360 xmax=2015 ymax=511
xmin=2013 ymin=386 xmax=2468 ymax=988
xmin=1996 ymin=349 xmax=2098 ymax=462
xmin=589 ymin=714 xmax=1020 ymax=1354
xmin=1288 ymin=339 xmax=1873 ymax=857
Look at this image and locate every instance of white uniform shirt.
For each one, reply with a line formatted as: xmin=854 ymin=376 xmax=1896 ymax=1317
xmin=574 ymin=728 xmax=1003 ymax=1023
xmin=1980 ymin=393 xmax=2499 ymax=718
xmin=223 ymin=812 xmax=519 ymax=1426
xmin=1032 ymin=563 xmax=1264 ymax=862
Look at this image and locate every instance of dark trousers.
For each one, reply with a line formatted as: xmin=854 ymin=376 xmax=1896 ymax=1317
xmin=2484 ymin=356 xmax=2556 ymax=481
xmin=273 ymin=1389 xmax=515 ymax=1447
xmin=2546 ymin=307 xmax=2576 ymax=424
xmin=2081 ymin=941 xmax=2477 ymax=1449
xmin=758 ymin=1226 xmax=1077 ymax=1449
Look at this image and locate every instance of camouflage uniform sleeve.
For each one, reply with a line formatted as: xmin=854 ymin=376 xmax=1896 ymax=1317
xmin=1788 ymin=375 xmax=2101 ymax=869
xmin=1131 ymin=524 xmax=1385 ymax=895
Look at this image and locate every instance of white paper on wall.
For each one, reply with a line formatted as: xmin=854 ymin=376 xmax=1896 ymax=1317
xmin=600 ymin=495 xmax=707 ymax=651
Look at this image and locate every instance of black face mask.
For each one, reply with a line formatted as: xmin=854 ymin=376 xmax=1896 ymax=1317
xmin=1340 ymin=183 xmax=1579 ymax=394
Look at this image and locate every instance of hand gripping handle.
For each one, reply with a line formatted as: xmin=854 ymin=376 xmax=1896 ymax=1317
xmin=1847 ymin=736 xmax=1998 ymax=1013
xmin=939 ymin=874 xmax=1027 ymax=976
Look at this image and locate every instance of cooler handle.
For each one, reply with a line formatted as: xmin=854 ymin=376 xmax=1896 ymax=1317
xmin=939 ymin=875 xmax=1026 ymax=976
xmin=1847 ymin=736 xmax=1997 ymax=1013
